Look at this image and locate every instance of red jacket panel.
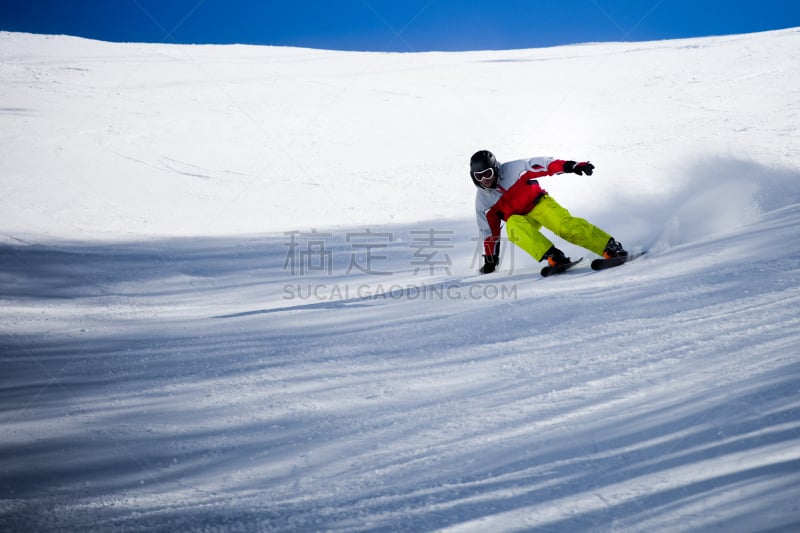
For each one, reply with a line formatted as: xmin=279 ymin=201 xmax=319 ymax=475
xmin=482 ymin=160 xmax=567 ymax=255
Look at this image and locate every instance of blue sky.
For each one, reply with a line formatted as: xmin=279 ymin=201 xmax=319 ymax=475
xmin=2 ymin=0 xmax=799 ymax=51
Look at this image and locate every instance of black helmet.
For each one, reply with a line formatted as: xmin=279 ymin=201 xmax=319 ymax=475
xmin=470 ymin=150 xmax=500 ymax=189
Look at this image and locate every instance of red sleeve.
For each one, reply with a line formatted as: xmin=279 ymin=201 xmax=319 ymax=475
xmin=517 ymin=160 xmax=566 ymax=181
xmin=484 ymin=235 xmax=499 ymax=257
xmin=546 ymin=160 xmax=568 ymax=174
xmin=483 ymin=205 xmax=503 ymax=256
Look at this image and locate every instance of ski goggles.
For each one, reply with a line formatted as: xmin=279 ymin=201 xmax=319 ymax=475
xmin=473 ymin=168 xmax=495 ymax=187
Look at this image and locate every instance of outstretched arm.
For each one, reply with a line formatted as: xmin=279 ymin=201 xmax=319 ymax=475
xmin=522 ymin=158 xmax=594 ymax=177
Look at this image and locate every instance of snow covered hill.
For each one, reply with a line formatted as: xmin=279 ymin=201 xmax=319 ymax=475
xmin=1 ymin=28 xmax=800 ymax=532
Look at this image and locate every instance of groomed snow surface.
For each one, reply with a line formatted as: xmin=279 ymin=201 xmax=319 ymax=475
xmin=2 ymin=29 xmax=800 ymax=532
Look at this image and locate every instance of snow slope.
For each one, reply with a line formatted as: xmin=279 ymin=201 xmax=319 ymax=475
xmin=2 ymin=28 xmax=800 ymax=532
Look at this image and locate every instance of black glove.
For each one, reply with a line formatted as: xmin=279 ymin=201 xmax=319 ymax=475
xmin=480 ymin=254 xmax=499 ymax=274
xmin=563 ymin=160 xmax=594 ymax=176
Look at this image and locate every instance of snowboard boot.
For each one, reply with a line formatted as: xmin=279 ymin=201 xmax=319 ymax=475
xmin=603 ymin=238 xmax=628 ymax=259
xmin=544 ymin=246 xmax=571 ymax=267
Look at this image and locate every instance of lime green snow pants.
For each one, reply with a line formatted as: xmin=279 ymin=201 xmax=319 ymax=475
xmin=505 ymin=195 xmax=612 ymax=261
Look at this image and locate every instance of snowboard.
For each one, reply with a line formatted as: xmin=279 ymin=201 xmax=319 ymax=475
xmin=590 ymin=251 xmax=647 ymax=271
xmin=541 ymin=257 xmax=583 ymax=277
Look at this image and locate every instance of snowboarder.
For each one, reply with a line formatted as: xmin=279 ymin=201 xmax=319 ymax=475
xmin=470 ymin=149 xmax=627 ymax=274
